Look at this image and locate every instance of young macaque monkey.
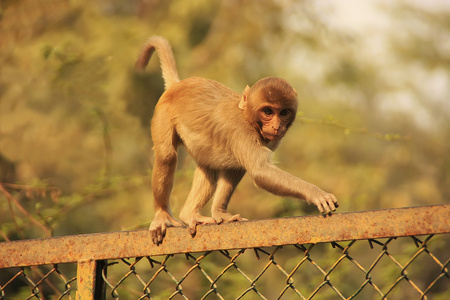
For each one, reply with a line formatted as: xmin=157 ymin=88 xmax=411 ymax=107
xmin=136 ymin=36 xmax=338 ymax=245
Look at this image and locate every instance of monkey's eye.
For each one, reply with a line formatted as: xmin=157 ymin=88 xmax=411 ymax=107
xmin=280 ymin=109 xmax=290 ymax=116
xmin=262 ymin=107 xmax=273 ymax=115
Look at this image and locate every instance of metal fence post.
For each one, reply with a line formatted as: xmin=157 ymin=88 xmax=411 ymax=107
xmin=76 ymin=260 xmax=106 ymax=300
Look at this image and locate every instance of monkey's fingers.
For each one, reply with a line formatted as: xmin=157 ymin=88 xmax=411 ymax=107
xmin=322 ymin=197 xmax=338 ymax=214
xmin=153 ymin=232 xmax=161 ymax=245
xmin=316 ymin=202 xmax=326 ymax=214
xmin=150 ymin=230 xmax=158 ymax=245
xmin=326 ymin=194 xmax=338 ymax=212
xmin=235 ymin=215 xmax=249 ymax=222
xmin=151 ymin=226 xmax=165 ymax=245
xmin=313 ymin=193 xmax=338 ymax=215
xmin=188 ymin=223 xmax=198 ymax=236
xmin=185 ymin=216 xmax=217 ymax=236
xmin=213 ymin=212 xmax=247 ymax=224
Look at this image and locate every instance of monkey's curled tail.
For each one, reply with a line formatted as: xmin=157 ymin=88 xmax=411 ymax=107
xmin=135 ymin=36 xmax=180 ymax=90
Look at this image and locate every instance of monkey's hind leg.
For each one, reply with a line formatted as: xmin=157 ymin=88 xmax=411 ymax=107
xmin=150 ymin=112 xmax=183 ymax=245
xmin=179 ymin=166 xmax=218 ymax=236
xmin=150 ymin=153 xmax=183 ymax=244
xmin=211 ymin=169 xmax=248 ymax=223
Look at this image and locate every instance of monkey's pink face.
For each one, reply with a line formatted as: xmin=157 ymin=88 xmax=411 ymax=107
xmin=258 ymin=106 xmax=295 ymax=141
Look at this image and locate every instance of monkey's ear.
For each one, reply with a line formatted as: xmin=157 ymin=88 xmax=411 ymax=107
xmin=239 ymin=85 xmax=250 ymax=110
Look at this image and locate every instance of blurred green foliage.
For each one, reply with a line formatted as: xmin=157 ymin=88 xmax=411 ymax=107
xmin=0 ymin=0 xmax=449 ymax=297
xmin=0 ymin=0 xmax=449 ymax=238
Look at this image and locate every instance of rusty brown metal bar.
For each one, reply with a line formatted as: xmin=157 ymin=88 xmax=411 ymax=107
xmin=0 ymin=205 xmax=449 ymax=269
xmin=76 ymin=260 xmax=106 ymax=300
xmin=76 ymin=260 xmax=96 ymax=300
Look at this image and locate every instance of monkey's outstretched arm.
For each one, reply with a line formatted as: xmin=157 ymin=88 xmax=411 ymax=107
xmin=234 ymin=142 xmax=338 ymax=214
xmin=249 ymin=163 xmax=338 ymax=214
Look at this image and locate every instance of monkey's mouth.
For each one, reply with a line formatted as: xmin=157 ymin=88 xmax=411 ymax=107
xmin=263 ymin=132 xmax=282 ymax=141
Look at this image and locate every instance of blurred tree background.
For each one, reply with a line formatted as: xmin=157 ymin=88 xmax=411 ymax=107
xmin=1 ymin=0 xmax=449 ymax=298
xmin=0 ymin=0 xmax=449 ymax=240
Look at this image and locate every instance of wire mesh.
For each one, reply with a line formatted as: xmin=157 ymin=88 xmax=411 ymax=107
xmin=0 ymin=264 xmax=77 ymax=299
xmin=98 ymin=234 xmax=449 ymax=300
xmin=0 ymin=234 xmax=448 ymax=299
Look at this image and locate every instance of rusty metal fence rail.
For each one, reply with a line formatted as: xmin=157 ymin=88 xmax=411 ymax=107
xmin=0 ymin=205 xmax=449 ymax=299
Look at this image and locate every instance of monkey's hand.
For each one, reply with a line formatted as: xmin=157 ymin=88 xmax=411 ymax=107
xmin=150 ymin=210 xmax=183 ymax=245
xmin=307 ymin=187 xmax=339 ymax=214
xmin=212 ymin=211 xmax=248 ymax=224
xmin=179 ymin=212 xmax=216 ymax=236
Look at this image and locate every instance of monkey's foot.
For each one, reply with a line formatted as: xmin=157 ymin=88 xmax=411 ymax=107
xmin=179 ymin=213 xmax=216 ymax=236
xmin=212 ymin=212 xmax=247 ymax=224
xmin=149 ymin=211 xmax=183 ymax=245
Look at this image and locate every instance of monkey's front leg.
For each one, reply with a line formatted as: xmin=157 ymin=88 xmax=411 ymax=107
xmin=179 ymin=166 xmax=218 ymax=235
xmin=250 ymin=164 xmax=339 ymax=214
xmin=211 ymin=169 xmax=247 ymax=223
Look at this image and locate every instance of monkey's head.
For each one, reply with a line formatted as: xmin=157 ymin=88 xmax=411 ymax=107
xmin=239 ymin=77 xmax=298 ymax=142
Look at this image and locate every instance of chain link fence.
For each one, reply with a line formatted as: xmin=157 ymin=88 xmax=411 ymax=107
xmin=100 ymin=235 xmax=449 ymax=299
xmin=1 ymin=206 xmax=449 ymax=299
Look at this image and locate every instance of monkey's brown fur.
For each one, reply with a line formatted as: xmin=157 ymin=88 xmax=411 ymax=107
xmin=136 ymin=36 xmax=338 ymax=245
